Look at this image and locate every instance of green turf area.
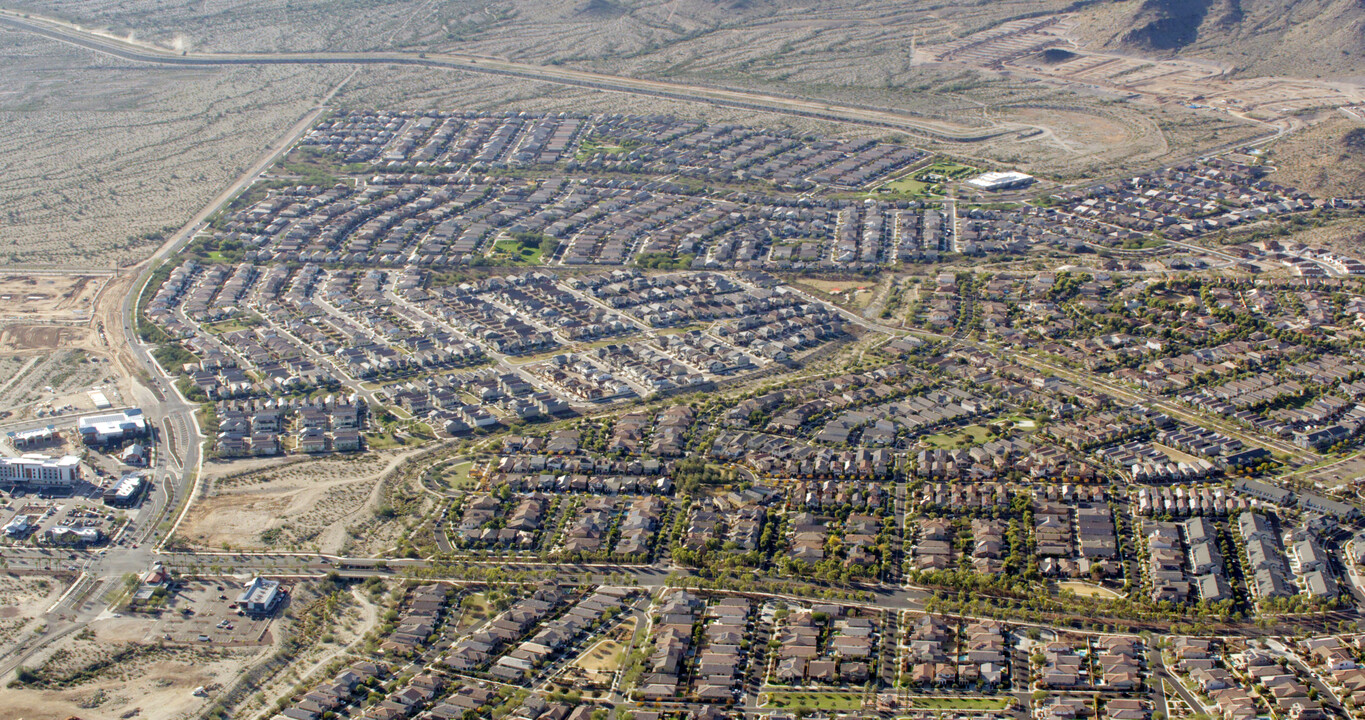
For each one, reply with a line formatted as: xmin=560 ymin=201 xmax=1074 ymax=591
xmin=876 ymin=160 xmax=977 ymax=198
xmin=202 ymin=315 xmax=262 ymax=334
xmin=490 ymin=238 xmax=544 ymax=264
xmin=365 ymin=431 xmax=420 ymax=450
xmin=204 ymin=251 xmax=241 ymax=264
xmin=761 ymin=692 xmax=865 ymax=711
xmin=438 ymin=460 xmax=479 ymax=491
xmin=906 ymin=697 xmax=1011 ymax=710
xmin=923 ymin=424 xmax=993 ymax=449
xmin=487 ymin=232 xmax=556 ymax=265
xmin=882 ymin=176 xmax=933 ymax=195
xmin=575 ymin=138 xmax=636 ymax=160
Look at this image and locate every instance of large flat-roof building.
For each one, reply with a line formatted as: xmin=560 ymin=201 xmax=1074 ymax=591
xmin=78 ymin=409 xmax=147 ymax=445
xmin=967 ymin=171 xmax=1035 ymax=191
xmin=238 ymin=577 xmax=284 ymax=615
xmin=103 ymin=474 xmax=147 ymax=508
xmin=48 ymin=526 xmax=102 ymax=545
xmin=0 ymin=454 xmax=81 ymax=488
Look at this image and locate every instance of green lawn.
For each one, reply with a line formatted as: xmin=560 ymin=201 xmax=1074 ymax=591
xmin=575 ymin=139 xmax=634 ymax=160
xmin=761 ymin=692 xmax=865 ymax=711
xmin=204 ymin=250 xmax=245 ymax=264
xmin=365 ymin=431 xmax=415 ymax=450
xmin=439 ymin=460 xmax=479 ymax=491
xmin=882 ymin=176 xmax=934 ymax=196
xmin=202 ymin=315 xmax=261 ymax=334
xmin=876 ymin=160 xmax=977 ymax=199
xmin=922 ymin=424 xmax=993 ymax=449
xmin=487 ymin=234 xmax=555 ymax=265
xmin=906 ymin=697 xmax=1011 ymax=710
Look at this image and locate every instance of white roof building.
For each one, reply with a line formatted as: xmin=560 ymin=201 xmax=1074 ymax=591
xmin=4 ymin=515 xmax=32 ymax=536
xmin=238 ymin=577 xmax=283 ymax=615
xmin=77 ymin=408 xmax=147 ymax=444
xmin=967 ymin=171 xmax=1035 ymax=191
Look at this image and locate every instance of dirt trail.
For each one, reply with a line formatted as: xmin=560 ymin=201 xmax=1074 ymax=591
xmin=181 ymin=444 xmax=437 ymax=552
xmin=317 ymin=444 xmax=435 ymax=550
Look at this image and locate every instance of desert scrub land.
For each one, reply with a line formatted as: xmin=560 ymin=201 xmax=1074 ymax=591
xmin=225 ymin=582 xmax=380 ymax=720
xmin=0 ymin=29 xmax=348 ymax=268
xmin=0 ymin=623 xmax=253 ymax=720
xmin=12 ymin=0 xmax=1257 ymax=179
xmin=0 ymin=574 xmax=64 ymax=649
xmin=1266 ymin=115 xmax=1365 ymax=199
xmin=180 ymin=448 xmax=431 ymax=554
xmin=15 ymin=0 xmax=1076 ymax=57
xmin=9 ymin=0 xmax=452 ymax=53
xmin=0 ymin=349 xmax=121 ymax=413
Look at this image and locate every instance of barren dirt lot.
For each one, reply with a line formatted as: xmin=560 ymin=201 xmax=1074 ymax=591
xmin=0 ymin=614 xmax=258 ymax=720
xmin=0 ymin=275 xmax=107 ymax=323
xmin=181 ymin=449 xmax=427 ymax=553
xmin=0 ymin=268 xmax=141 ymax=423
xmin=0 ymin=344 xmax=130 ymax=421
xmin=0 ymin=574 xmax=65 ymax=649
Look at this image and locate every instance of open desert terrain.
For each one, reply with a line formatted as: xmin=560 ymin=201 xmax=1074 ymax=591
xmin=0 ymin=27 xmax=348 ymax=269
xmin=3 ymin=3 xmax=1365 ymax=720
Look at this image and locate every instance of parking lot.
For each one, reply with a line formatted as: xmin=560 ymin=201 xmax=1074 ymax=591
xmin=149 ymin=578 xmax=279 ymax=647
xmin=0 ymin=490 xmax=126 ymax=547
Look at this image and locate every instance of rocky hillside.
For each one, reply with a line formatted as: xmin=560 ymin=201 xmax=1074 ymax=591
xmin=1076 ymin=0 xmax=1365 ymax=80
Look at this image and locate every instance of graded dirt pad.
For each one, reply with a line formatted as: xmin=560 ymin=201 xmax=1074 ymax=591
xmin=0 ymin=269 xmax=144 ymax=418
xmin=573 ymin=620 xmax=633 ymax=674
xmin=0 ymin=275 xmax=107 ymax=322
xmin=0 ymin=326 xmax=91 ymax=353
xmin=0 ymin=615 xmax=259 ymax=720
xmin=792 ymin=279 xmax=878 ymax=310
xmin=180 ymin=449 xmax=422 ymax=552
xmin=0 ymin=345 xmax=128 ymax=420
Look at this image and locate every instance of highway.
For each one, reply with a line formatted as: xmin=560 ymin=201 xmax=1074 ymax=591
xmin=0 ymin=9 xmax=1029 ymax=144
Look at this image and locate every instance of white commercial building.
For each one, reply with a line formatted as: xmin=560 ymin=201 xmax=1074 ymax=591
xmin=78 ymin=408 xmax=147 ymax=445
xmin=4 ymin=515 xmax=32 ymax=537
xmin=49 ymin=526 xmax=102 ymax=545
xmin=966 ymin=170 xmax=1035 ymax=191
xmin=104 ymin=473 xmax=146 ymax=507
xmin=9 ymin=425 xmax=57 ymax=448
xmin=238 ymin=577 xmax=284 ymax=615
xmin=0 ymin=454 xmax=81 ymax=487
